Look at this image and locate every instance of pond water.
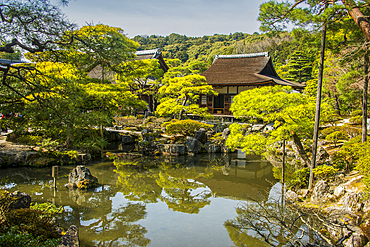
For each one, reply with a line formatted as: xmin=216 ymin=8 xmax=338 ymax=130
xmin=0 ymin=151 xmax=279 ymax=247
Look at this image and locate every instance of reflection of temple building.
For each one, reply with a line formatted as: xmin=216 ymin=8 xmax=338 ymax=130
xmin=198 ymin=150 xmax=275 ymax=201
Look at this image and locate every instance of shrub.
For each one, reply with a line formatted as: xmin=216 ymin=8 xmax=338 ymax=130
xmin=113 ymin=116 xmax=142 ymax=127
xmin=288 ymin=168 xmax=310 ymax=190
xmin=321 ymin=126 xmax=343 ymax=138
xmin=332 ymin=136 xmax=362 ymax=171
xmin=0 ymin=226 xmax=60 ymax=247
xmin=162 ymin=119 xmax=213 ymax=137
xmin=354 ymin=141 xmax=370 ymax=197
xmin=326 ymin=131 xmax=349 ymax=146
xmin=30 ymin=202 xmax=63 ymax=216
xmin=312 ymin=165 xmax=339 ymax=180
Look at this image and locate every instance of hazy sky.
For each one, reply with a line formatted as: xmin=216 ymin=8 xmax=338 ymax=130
xmin=61 ymin=0 xmax=267 ymax=38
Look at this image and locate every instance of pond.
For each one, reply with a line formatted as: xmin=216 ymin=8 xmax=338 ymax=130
xmin=0 ymin=151 xmax=279 ymax=247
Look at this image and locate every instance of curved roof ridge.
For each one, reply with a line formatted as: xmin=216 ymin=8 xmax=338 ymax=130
xmin=135 ymin=48 xmax=161 ymax=57
xmin=215 ymin=52 xmax=269 ymax=60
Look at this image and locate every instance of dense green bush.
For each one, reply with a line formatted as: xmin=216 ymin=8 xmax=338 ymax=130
xmin=162 ymin=119 xmax=213 ymax=136
xmin=288 ymin=168 xmax=310 ymax=190
xmin=312 ymin=165 xmax=339 ymax=180
xmin=332 ymin=136 xmax=362 ymax=171
xmin=326 ymin=131 xmax=348 ymax=146
xmin=0 ymin=191 xmax=62 ymax=247
xmin=0 ymin=226 xmax=60 ymax=247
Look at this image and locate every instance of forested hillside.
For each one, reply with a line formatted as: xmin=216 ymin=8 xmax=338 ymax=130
xmin=132 ymin=31 xmax=319 ymax=84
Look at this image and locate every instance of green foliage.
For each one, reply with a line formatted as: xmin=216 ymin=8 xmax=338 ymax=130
xmin=143 ymin=116 xmax=170 ymax=129
xmin=326 ymin=131 xmax=348 ymax=146
xmin=114 ymin=116 xmax=143 ymax=127
xmin=283 ymin=50 xmax=314 ymax=83
xmin=0 ymin=192 xmax=61 ymax=245
xmin=0 ymin=226 xmax=60 ymax=247
xmin=156 ymin=74 xmax=217 ymax=120
xmin=288 ymin=168 xmax=310 ymax=190
xmin=354 ymin=141 xmax=370 ymax=196
xmin=226 ymin=86 xmax=335 ymax=157
xmin=312 ymin=165 xmax=339 ymax=180
xmin=15 ymin=135 xmax=43 ymax=146
xmin=163 ymin=119 xmax=213 ymax=137
xmin=332 ymin=136 xmax=362 ymax=171
xmin=30 ymin=202 xmax=63 ymax=216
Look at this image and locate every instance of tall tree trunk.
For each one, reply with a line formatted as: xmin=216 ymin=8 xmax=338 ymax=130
xmin=309 ymin=20 xmax=327 ymax=190
xmin=363 ymin=50 xmax=369 ymax=142
xmin=178 ymin=96 xmax=188 ymax=120
xmin=342 ymin=0 xmax=370 ymax=42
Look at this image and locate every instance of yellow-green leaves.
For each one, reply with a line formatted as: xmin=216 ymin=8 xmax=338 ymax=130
xmin=156 ymin=74 xmax=217 ymax=119
xmin=228 ymin=86 xmax=336 ymax=154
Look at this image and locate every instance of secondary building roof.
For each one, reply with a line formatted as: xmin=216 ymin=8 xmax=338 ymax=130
xmin=135 ymin=48 xmax=169 ymax=72
xmin=201 ymin=52 xmax=304 ymax=89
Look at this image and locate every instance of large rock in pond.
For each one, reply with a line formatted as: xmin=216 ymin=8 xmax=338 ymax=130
xmin=158 ymin=144 xmax=185 ymax=156
xmin=194 ymin=128 xmax=207 ymax=144
xmin=185 ymin=137 xmax=202 ymax=154
xmin=58 ymin=225 xmax=79 ymax=247
xmin=67 ymin=166 xmax=98 ymax=189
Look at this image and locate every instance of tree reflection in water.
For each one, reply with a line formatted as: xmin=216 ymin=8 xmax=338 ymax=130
xmin=63 ymin=186 xmax=151 ymax=247
xmin=224 ymin=198 xmax=343 ymax=247
xmin=114 ymin=159 xmax=215 ymax=214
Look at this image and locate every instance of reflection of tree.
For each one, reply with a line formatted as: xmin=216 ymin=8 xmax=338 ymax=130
xmin=156 ymin=164 xmax=213 ymax=214
xmin=114 ymin=160 xmax=162 ymax=203
xmin=224 ymin=199 xmax=358 ymax=247
xmin=113 ymin=159 xmax=218 ymax=214
xmin=83 ymin=202 xmax=150 ymax=247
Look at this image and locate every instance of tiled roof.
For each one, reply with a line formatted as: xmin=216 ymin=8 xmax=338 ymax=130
xmin=201 ymin=53 xmax=304 ymax=89
xmin=135 ymin=48 xmax=169 ymax=72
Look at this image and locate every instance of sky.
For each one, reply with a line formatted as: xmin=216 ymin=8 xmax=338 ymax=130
xmin=61 ymin=0 xmax=268 ymax=38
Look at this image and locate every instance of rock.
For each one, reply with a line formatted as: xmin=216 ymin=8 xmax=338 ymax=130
xmin=316 ymin=146 xmax=329 ymax=165
xmin=158 ymin=144 xmax=185 ymax=156
xmin=194 ymin=128 xmax=207 ymax=144
xmin=204 ymin=143 xmax=221 ymax=153
xmin=141 ymin=128 xmax=154 ymax=142
xmin=342 ymin=226 xmax=368 ymax=247
xmin=58 ymin=225 xmax=79 ymax=247
xmin=222 ymin=128 xmax=230 ymax=140
xmin=334 ymin=185 xmax=346 ymax=198
xmin=363 ymin=200 xmax=370 ymax=213
xmin=185 ymin=137 xmax=201 ymax=154
xmin=67 ymin=166 xmax=98 ymax=189
xmin=297 ymin=189 xmax=309 ymax=198
xmin=121 ymin=135 xmax=136 ymax=145
xmin=285 ymin=190 xmax=299 ymax=202
xmin=343 ymin=175 xmax=364 ymax=193
xmin=342 ymin=192 xmax=363 ymax=213
xmin=311 ymin=180 xmax=329 ymax=204
xmin=8 ymin=191 xmax=31 ymax=210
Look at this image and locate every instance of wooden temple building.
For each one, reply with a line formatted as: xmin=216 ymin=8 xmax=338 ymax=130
xmin=200 ymin=52 xmax=304 ymax=115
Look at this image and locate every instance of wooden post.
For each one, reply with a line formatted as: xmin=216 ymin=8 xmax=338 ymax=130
xmin=52 ymin=166 xmax=58 ymax=188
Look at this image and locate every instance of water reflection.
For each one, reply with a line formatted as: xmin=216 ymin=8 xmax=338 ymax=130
xmin=0 ymin=152 xmax=278 ymax=246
